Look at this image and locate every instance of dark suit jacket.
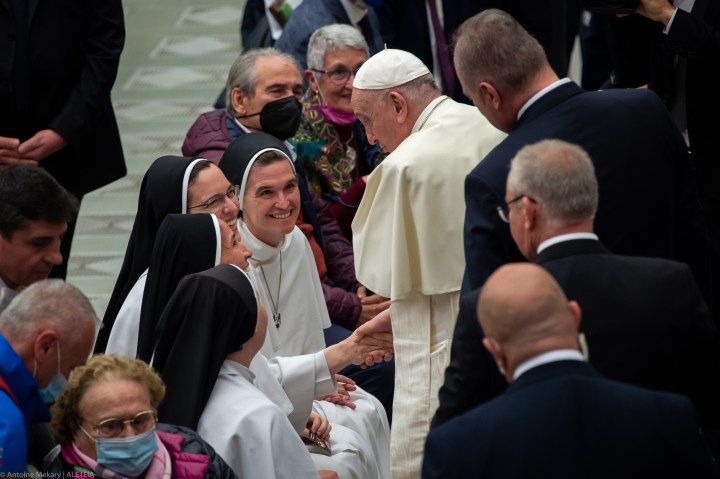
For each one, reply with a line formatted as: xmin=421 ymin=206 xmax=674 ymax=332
xmin=274 ymin=0 xmax=383 ymax=70
xmin=607 ymin=4 xmax=720 ymax=301
xmin=0 ymin=0 xmax=126 ymax=196
xmin=435 ymin=239 xmax=720 ymax=453
xmin=374 ymin=0 xmax=569 ymax=97
xmin=425 ymin=360 xmax=720 ymax=479
xmin=461 ymin=81 xmax=710 ymax=304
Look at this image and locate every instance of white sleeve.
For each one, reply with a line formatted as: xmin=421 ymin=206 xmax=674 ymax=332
xmin=104 ymin=272 xmax=148 ymax=357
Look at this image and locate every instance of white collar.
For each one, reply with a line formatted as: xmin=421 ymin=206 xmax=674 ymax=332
xmin=222 ymin=359 xmax=256 ymax=382
xmin=339 ymin=0 xmax=368 ymax=26
xmin=537 ymin=232 xmax=599 ymax=255
xmin=411 ymin=95 xmax=448 ymax=134
xmin=517 ymin=78 xmax=573 ymax=120
xmin=513 ymin=349 xmax=584 ymax=381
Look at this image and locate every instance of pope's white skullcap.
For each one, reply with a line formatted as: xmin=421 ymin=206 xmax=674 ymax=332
xmin=353 ymin=49 xmax=431 ymax=90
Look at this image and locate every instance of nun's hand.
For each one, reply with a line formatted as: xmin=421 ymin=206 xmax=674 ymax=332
xmin=17 ymin=129 xmax=67 ymax=162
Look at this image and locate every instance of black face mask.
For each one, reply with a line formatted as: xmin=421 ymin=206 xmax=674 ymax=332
xmin=237 ymin=96 xmax=303 ymax=141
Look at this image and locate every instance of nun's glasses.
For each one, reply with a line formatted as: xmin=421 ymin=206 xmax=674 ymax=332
xmin=189 ymin=185 xmax=240 ymax=211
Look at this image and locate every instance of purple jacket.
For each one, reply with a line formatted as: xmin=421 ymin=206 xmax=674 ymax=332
xmin=181 ymin=109 xmax=231 ymax=164
xmin=182 ymin=110 xmax=363 ymax=329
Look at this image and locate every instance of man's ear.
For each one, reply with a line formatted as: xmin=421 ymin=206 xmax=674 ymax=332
xmin=33 ymin=330 xmax=59 ymax=367
xmin=568 ymin=300 xmax=582 ymax=331
xmin=482 ymin=337 xmax=503 ymax=363
xmin=479 ymin=81 xmax=502 ymax=111
xmin=522 ymin=196 xmax=538 ymax=230
xmin=388 ymin=91 xmax=408 ymax=124
xmin=231 ymin=88 xmax=248 ymax=116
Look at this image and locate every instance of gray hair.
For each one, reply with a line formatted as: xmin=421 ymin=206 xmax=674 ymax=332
xmin=453 ymin=9 xmax=547 ymax=95
xmin=0 ymin=280 xmax=98 ymax=343
xmin=507 ymin=140 xmax=598 ymax=226
xmin=372 ymin=73 xmax=440 ymax=109
xmin=307 ymin=24 xmax=369 ymax=71
xmin=224 ymin=48 xmax=301 ymax=118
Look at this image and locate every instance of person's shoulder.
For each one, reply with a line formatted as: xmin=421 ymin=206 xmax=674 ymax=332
xmin=186 ymin=109 xmax=226 ymax=135
xmin=0 ymin=394 xmax=26 ymax=471
xmin=0 ymin=393 xmax=24 ymax=429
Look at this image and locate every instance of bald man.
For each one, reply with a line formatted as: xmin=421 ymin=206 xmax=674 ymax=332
xmin=423 ymin=264 xmax=720 ymax=479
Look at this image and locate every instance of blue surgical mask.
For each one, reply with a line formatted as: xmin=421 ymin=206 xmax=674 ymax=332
xmin=85 ymin=427 xmax=158 ymax=478
xmin=34 ymin=342 xmax=68 ymax=405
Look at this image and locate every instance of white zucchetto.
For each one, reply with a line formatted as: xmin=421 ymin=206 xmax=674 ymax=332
xmin=353 ymin=49 xmax=431 ymax=90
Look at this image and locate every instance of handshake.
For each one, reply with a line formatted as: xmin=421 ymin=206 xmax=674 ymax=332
xmin=324 ymin=308 xmax=394 ymax=372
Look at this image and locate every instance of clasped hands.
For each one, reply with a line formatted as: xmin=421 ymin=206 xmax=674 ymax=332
xmin=0 ymin=130 xmax=66 ymax=166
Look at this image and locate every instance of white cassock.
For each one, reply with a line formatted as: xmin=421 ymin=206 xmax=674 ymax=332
xmin=256 ymin=352 xmax=391 ymax=478
xmin=352 ymin=95 xmax=506 ymax=479
xmin=199 ymin=360 xmax=318 ymax=479
xmin=200 ymin=359 xmax=381 ymax=479
xmin=104 ymin=270 xmax=148 ymax=357
xmin=239 ymin=221 xmax=330 ymax=358
xmin=238 ymin=207 xmax=390 ymax=477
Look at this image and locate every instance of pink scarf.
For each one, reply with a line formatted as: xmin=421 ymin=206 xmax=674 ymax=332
xmin=62 ymin=432 xmax=171 ymax=479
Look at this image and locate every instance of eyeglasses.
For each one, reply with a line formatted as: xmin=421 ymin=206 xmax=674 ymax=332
xmin=189 ymin=185 xmax=240 ymax=211
xmin=311 ymin=65 xmax=363 ymax=84
xmin=497 ymin=194 xmax=536 ymax=223
xmin=82 ymin=410 xmax=157 ymax=438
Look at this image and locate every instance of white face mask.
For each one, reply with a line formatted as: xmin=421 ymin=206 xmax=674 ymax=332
xmin=33 ymin=342 xmax=68 ymax=404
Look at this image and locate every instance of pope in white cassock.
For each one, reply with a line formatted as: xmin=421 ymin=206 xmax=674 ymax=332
xmin=350 ymin=49 xmax=506 ymax=479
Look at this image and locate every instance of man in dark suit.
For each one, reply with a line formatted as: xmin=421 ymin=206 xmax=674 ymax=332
xmin=0 ymin=0 xmax=127 ymax=279
xmin=423 ymin=262 xmax=720 ymax=479
xmin=433 ymin=140 xmax=720 ymax=457
xmin=452 ymin=9 xmax=710 ymax=301
xmin=607 ymin=0 xmax=720 ymax=321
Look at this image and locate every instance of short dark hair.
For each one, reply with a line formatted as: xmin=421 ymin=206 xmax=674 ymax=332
xmin=0 ymin=166 xmax=79 ymax=238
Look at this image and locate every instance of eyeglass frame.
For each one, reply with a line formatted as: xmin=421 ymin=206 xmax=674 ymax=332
xmin=189 ymin=184 xmax=240 ymax=211
xmin=81 ymin=409 xmax=158 ymax=438
xmin=497 ymin=194 xmax=536 ymax=223
xmin=310 ymin=65 xmax=363 ymax=85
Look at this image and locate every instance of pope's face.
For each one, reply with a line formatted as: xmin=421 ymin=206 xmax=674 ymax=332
xmin=242 ymin=159 xmax=300 ymax=247
xmin=351 ymin=88 xmax=404 ymax=152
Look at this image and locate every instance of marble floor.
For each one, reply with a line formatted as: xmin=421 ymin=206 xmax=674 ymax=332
xmin=67 ymin=0 xmax=246 ymax=317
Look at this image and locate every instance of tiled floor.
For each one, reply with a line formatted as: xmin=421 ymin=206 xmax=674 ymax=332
xmin=66 ymin=0 xmax=246 ymax=317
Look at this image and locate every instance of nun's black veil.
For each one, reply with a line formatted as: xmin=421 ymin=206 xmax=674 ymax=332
xmin=95 ymin=156 xmax=199 ymax=353
xmin=155 ymin=264 xmax=258 ymax=430
xmin=219 ymin=132 xmax=291 ymax=198
xmin=135 ymin=214 xmax=219 ymax=363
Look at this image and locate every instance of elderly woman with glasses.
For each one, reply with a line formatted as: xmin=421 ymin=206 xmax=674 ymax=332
xmin=44 ymin=355 xmax=236 ymax=478
xmin=291 ymin=24 xmax=380 ymax=240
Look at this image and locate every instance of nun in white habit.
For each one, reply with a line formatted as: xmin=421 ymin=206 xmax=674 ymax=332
xmin=220 ymin=133 xmax=391 ymax=476
xmin=155 ymin=264 xmax=380 ymax=479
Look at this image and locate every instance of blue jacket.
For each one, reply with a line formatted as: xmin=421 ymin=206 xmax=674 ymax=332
xmin=0 ymin=334 xmax=50 ymax=473
xmin=274 ymin=0 xmax=383 ymax=69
